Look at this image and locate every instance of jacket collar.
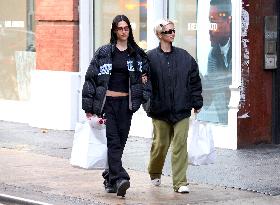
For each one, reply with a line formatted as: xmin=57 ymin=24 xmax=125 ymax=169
xmin=111 ymin=43 xmax=135 ymax=56
xmin=157 ymin=42 xmax=174 ymax=53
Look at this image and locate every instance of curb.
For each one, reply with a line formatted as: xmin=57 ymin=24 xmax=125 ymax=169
xmin=0 ymin=194 xmax=52 ymax=205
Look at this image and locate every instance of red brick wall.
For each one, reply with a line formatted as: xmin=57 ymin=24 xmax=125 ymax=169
xmin=35 ymin=0 xmax=79 ymax=72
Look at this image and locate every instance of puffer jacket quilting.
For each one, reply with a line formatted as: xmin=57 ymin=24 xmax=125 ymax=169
xmin=82 ymin=44 xmax=150 ymax=115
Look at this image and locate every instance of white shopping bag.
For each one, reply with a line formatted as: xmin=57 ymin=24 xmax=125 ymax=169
xmin=187 ymin=116 xmax=216 ymax=166
xmin=70 ymin=116 xmax=108 ymax=169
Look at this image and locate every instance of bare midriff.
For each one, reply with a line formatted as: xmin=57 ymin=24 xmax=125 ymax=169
xmin=106 ymin=90 xmax=128 ymax=97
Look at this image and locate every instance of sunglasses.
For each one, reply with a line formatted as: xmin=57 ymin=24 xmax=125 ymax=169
xmin=116 ymin=26 xmax=129 ymax=32
xmin=161 ymin=29 xmax=176 ymax=34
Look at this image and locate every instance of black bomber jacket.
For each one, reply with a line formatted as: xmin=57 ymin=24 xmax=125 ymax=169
xmin=82 ymin=43 xmax=151 ymax=116
xmin=146 ymin=45 xmax=203 ymax=123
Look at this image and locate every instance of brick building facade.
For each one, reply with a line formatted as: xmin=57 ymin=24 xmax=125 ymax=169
xmin=36 ymin=0 xmax=79 ymax=72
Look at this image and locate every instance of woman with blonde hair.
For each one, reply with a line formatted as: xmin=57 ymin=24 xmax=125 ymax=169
xmin=146 ymin=19 xmax=203 ymax=193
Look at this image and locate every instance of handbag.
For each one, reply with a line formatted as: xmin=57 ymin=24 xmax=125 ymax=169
xmin=187 ymin=115 xmax=216 ymax=166
xmin=70 ymin=116 xmax=108 ymax=169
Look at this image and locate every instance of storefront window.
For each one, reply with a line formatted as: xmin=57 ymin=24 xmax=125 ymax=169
xmin=0 ymin=0 xmax=35 ymax=101
xmin=168 ymin=0 xmax=197 ymax=58
xmin=169 ymin=0 xmax=232 ymax=124
xmin=94 ymin=0 xmax=147 ymax=50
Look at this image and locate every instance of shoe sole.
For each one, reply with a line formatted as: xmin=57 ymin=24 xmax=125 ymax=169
xmin=176 ymin=189 xmax=190 ymax=194
xmin=105 ymin=188 xmax=117 ymax=193
xmin=117 ymin=180 xmax=130 ymax=197
xmin=177 ymin=190 xmax=189 ymax=194
xmin=151 ymin=179 xmax=161 ymax=186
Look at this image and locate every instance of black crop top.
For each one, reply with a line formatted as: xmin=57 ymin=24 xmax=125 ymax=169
xmin=108 ymin=47 xmax=129 ymax=93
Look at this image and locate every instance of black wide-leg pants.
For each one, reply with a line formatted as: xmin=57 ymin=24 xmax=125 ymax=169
xmin=103 ymin=96 xmax=132 ymax=185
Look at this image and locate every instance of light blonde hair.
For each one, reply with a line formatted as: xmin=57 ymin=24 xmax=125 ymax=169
xmin=154 ymin=19 xmax=175 ymax=39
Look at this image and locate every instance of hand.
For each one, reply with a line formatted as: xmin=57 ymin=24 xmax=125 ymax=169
xmin=194 ymin=109 xmax=201 ymax=113
xmin=142 ymin=74 xmax=148 ymax=84
xmin=86 ymin=113 xmax=93 ymax=119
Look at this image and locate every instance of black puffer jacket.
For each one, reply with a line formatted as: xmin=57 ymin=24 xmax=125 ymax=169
xmin=146 ymin=45 xmax=203 ymax=124
xmin=82 ymin=43 xmax=150 ymax=115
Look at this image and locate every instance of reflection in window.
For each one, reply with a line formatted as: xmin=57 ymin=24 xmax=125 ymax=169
xmin=168 ymin=0 xmax=232 ymax=124
xmin=94 ymin=0 xmax=147 ymax=50
xmin=168 ymin=0 xmax=197 ymax=58
xmin=197 ymin=0 xmax=232 ymax=124
xmin=0 ymin=0 xmax=36 ymax=101
xmin=27 ymin=0 xmax=35 ymax=51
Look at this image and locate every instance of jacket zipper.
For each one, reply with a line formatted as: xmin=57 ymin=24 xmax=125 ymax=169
xmin=167 ymin=55 xmax=174 ymax=112
xmin=100 ymin=94 xmax=107 ymax=114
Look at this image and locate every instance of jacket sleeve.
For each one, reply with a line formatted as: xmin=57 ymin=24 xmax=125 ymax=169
xmin=189 ymin=58 xmax=203 ymax=110
xmin=82 ymin=56 xmax=98 ymax=114
xmin=141 ymin=54 xmax=152 ymax=107
xmin=141 ymin=52 xmax=149 ymax=75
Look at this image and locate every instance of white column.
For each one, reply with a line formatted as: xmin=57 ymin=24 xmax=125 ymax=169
xmin=78 ymin=0 xmax=94 ymax=122
xmin=227 ymin=0 xmax=242 ymax=149
xmin=147 ymin=0 xmax=165 ymax=50
xmin=231 ymin=0 xmax=242 ymax=88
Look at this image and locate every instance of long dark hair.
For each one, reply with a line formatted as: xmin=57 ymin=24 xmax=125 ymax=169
xmin=110 ymin=14 xmax=144 ymax=56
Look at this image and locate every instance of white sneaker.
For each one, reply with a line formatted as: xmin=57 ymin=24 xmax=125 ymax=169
xmin=177 ymin=185 xmax=190 ymax=193
xmin=151 ymin=178 xmax=161 ymax=186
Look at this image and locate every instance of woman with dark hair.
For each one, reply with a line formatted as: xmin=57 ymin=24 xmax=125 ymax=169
xmin=82 ymin=15 xmax=150 ymax=197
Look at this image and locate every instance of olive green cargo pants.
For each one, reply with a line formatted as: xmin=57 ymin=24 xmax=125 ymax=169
xmin=148 ymin=118 xmax=189 ymax=191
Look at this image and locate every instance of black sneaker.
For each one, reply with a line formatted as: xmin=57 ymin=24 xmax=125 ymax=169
xmin=116 ymin=179 xmax=130 ymax=197
xmin=105 ymin=184 xmax=117 ymax=193
xmin=103 ymin=179 xmax=116 ymax=193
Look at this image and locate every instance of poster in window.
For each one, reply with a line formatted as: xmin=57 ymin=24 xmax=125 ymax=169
xmin=197 ymin=0 xmax=232 ymax=124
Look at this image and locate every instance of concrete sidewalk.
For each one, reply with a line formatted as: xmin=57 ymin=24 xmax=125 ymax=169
xmin=1 ymin=120 xmax=280 ymax=204
xmin=0 ymin=148 xmax=280 ymax=205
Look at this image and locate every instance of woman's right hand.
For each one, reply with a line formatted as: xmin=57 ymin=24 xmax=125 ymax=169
xmin=86 ymin=113 xmax=93 ymax=119
xmin=142 ymin=74 xmax=148 ymax=84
